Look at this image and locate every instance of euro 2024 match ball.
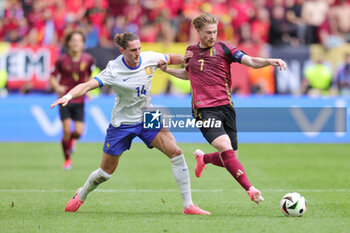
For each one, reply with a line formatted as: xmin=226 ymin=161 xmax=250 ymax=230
xmin=280 ymin=192 xmax=307 ymax=217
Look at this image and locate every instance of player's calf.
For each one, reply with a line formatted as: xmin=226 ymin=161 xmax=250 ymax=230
xmin=78 ymin=168 xmax=112 ymax=202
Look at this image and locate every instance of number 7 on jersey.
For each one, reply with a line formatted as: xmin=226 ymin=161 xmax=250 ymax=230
xmin=198 ymin=59 xmax=204 ymax=71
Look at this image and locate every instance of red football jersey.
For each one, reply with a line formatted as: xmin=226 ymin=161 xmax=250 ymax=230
xmin=51 ymin=52 xmax=95 ymax=103
xmin=186 ymin=42 xmax=245 ymax=109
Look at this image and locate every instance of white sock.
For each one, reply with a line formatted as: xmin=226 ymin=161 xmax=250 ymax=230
xmin=170 ymin=154 xmax=193 ymax=209
xmin=78 ymin=168 xmax=112 ymax=201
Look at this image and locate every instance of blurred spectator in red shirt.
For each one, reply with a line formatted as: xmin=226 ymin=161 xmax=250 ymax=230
xmin=229 ymin=0 xmax=255 ymax=34
xmin=329 ymin=0 xmax=350 ymax=42
xmin=108 ymin=0 xmax=128 ymax=16
xmin=99 ymin=15 xmax=114 ymax=48
xmin=17 ymin=17 xmax=29 ymax=40
xmin=64 ymin=0 xmax=86 ymax=22
xmin=52 ymin=0 xmax=68 ymax=42
xmin=5 ymin=21 xmax=21 ymax=43
xmin=0 ymin=19 xmax=5 ymax=40
xmin=251 ymin=7 xmax=270 ymax=44
xmin=165 ymin=0 xmax=185 ymax=19
xmin=85 ymin=0 xmax=108 ymax=32
xmin=4 ymin=0 xmax=24 ymax=21
xmin=174 ymin=10 xmax=191 ymax=42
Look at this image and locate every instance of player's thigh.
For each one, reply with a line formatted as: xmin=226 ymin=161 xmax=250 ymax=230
xmin=100 ymin=152 xmax=122 ymax=174
xmin=59 ymin=103 xmax=72 ymax=121
xmin=223 ymin=105 xmax=238 ymax=151
xmin=103 ymin=124 xmax=135 ymax=157
xmin=196 ymin=107 xmax=227 ymax=150
xmin=62 ymin=118 xmax=72 ymax=136
xmin=150 ymin=127 xmax=182 ymax=159
xmin=71 ymin=103 xmax=85 ymax=122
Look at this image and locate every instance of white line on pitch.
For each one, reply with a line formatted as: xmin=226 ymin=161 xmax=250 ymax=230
xmin=0 ymin=189 xmax=349 ymax=193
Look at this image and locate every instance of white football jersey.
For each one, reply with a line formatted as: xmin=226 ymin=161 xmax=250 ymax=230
xmin=95 ymin=51 xmax=167 ymax=127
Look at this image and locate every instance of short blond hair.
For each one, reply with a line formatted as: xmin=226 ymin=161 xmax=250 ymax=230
xmin=192 ymin=14 xmax=218 ymax=30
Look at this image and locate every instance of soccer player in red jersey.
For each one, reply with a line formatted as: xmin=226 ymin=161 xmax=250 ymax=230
xmin=159 ymin=14 xmax=287 ymax=204
xmin=50 ymin=30 xmax=95 ymax=170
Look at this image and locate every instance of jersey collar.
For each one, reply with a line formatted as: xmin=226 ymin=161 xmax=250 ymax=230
xmin=122 ymin=56 xmax=142 ymax=70
xmin=197 ymin=42 xmax=217 ymax=49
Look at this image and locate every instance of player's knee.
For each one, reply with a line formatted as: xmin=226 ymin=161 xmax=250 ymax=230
xmin=216 ymin=144 xmax=232 ymax=154
xmin=174 ymin=147 xmax=183 ymax=156
xmin=168 ymin=147 xmax=182 ymax=158
xmin=62 ymin=132 xmax=71 ymax=141
xmin=75 ymin=132 xmax=82 ymax=139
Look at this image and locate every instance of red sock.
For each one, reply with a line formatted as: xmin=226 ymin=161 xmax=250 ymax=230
xmin=220 ymin=150 xmax=251 ymax=191
xmin=203 ymin=152 xmax=224 ymax=167
xmin=61 ymin=139 xmax=71 ymax=161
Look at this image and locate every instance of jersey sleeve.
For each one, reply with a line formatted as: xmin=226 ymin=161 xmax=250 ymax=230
xmin=222 ymin=42 xmax=247 ymax=63
xmin=148 ymin=51 xmax=168 ymax=64
xmin=50 ymin=59 xmax=61 ymax=78
xmin=94 ymin=61 xmax=114 ymax=87
xmin=185 ymin=46 xmax=192 ymax=72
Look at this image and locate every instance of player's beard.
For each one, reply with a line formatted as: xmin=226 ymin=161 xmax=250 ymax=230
xmin=206 ymin=40 xmax=216 ymax=48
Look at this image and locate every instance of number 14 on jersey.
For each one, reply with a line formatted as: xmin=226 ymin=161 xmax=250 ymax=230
xmin=136 ymin=85 xmax=147 ymax=97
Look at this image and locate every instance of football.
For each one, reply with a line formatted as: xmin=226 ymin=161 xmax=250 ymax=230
xmin=280 ymin=192 xmax=307 ymax=217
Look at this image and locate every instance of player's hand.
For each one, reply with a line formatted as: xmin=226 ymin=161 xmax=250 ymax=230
xmin=184 ymin=51 xmax=193 ymax=63
xmin=157 ymin=59 xmax=168 ymax=72
xmin=86 ymin=92 xmax=93 ymax=102
xmin=50 ymin=97 xmax=69 ymax=109
xmin=270 ymin=59 xmax=287 ymax=71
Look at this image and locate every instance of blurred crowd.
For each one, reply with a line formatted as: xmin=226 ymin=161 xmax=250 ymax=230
xmin=0 ymin=0 xmax=350 ymax=96
xmin=1 ymin=0 xmax=350 ymax=48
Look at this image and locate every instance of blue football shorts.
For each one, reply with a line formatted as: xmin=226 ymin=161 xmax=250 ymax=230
xmin=103 ymin=122 xmax=162 ymax=156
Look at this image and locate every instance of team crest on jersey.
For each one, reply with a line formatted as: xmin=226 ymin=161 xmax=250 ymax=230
xmin=80 ymin=62 xmax=86 ymax=71
xmin=145 ymin=67 xmax=153 ymax=75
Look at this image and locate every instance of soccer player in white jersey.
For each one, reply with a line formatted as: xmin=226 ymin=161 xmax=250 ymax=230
xmin=50 ymin=32 xmax=210 ymax=215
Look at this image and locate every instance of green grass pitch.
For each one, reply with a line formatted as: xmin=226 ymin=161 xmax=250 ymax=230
xmin=0 ymin=142 xmax=349 ymax=233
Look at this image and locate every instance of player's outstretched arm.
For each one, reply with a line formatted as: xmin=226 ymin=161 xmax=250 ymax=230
xmin=158 ymin=60 xmax=189 ymax=80
xmin=241 ymin=55 xmax=287 ymax=71
xmin=50 ymin=79 xmax=100 ymax=109
xmin=166 ymin=53 xmax=186 ymax=65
